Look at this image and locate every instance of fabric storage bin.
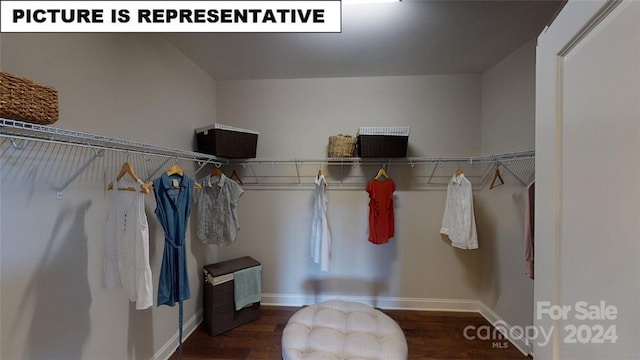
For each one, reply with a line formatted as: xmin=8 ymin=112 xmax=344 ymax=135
xmin=195 ymin=124 xmax=258 ymax=158
xmin=203 ymin=256 xmax=261 ymax=336
xmin=357 ymin=126 xmax=410 ymax=158
xmin=0 ymin=72 xmax=59 ymax=125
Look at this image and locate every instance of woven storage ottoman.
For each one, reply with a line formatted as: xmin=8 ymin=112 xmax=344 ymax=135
xmin=357 ymin=127 xmax=410 ymax=158
xmin=195 ymin=124 xmax=259 ymax=158
xmin=282 ymin=300 xmax=408 ymax=360
xmin=203 ymin=256 xmax=261 ymax=336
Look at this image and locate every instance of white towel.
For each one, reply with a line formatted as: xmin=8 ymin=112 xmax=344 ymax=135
xmin=234 ymin=266 xmax=262 ymax=310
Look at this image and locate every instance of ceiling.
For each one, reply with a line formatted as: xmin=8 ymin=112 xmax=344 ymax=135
xmin=162 ymin=0 xmax=564 ymax=80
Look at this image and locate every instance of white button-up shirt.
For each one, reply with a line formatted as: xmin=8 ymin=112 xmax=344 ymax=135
xmin=440 ymin=174 xmax=478 ymax=249
xmin=310 ymin=174 xmax=331 ymax=272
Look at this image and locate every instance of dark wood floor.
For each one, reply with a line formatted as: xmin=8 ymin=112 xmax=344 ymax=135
xmin=170 ymin=305 xmax=530 ymax=360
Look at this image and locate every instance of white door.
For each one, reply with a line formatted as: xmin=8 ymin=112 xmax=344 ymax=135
xmin=536 ymin=0 xmax=640 ymax=359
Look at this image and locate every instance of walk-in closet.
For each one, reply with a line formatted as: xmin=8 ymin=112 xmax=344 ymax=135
xmin=2 ymin=1 xmax=639 ymax=359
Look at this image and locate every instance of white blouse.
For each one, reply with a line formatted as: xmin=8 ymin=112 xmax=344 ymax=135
xmin=310 ymin=174 xmax=331 ymax=272
xmin=104 ymin=178 xmax=153 ymax=310
xmin=440 ymin=174 xmax=478 ymax=249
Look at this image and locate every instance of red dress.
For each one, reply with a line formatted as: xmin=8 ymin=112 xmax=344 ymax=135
xmin=366 ymin=178 xmax=396 ymax=244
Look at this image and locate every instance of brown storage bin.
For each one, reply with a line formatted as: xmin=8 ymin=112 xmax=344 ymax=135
xmin=195 ymin=124 xmax=258 ymax=158
xmin=203 ymin=256 xmax=261 ymax=336
xmin=357 ymin=127 xmax=410 ymax=158
xmin=0 ymin=72 xmax=59 ymax=125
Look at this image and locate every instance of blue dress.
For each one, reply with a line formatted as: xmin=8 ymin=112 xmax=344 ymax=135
xmin=153 ymin=172 xmax=193 ymax=306
xmin=153 ymin=172 xmax=194 ymax=356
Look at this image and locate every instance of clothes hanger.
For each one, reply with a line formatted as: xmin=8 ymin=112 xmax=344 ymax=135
xmin=375 ymin=167 xmax=389 ymax=180
xmin=316 ymin=168 xmax=327 ymax=186
xmin=166 ymin=164 xmax=184 ymax=177
xmin=489 ymin=164 xmax=505 ymax=190
xmin=454 ymin=167 xmax=464 ymax=177
xmin=164 ymin=164 xmax=202 ymax=189
xmin=230 ymin=168 xmax=244 ymax=185
xmin=210 ymin=168 xmax=224 ymax=177
xmin=107 ymin=162 xmax=150 ymax=194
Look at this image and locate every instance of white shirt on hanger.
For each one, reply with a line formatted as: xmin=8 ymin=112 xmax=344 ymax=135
xmin=440 ymin=173 xmax=478 ymax=249
xmin=310 ymin=174 xmax=331 ymax=272
xmin=104 ymin=178 xmax=153 ymax=310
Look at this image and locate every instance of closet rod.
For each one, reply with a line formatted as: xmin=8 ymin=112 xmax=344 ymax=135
xmin=224 ymin=150 xmax=535 ymax=166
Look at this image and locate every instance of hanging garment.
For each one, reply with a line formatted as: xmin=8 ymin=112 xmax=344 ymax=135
xmin=366 ymin=177 xmax=396 ymax=244
xmin=153 ymin=172 xmax=193 ymax=305
xmin=195 ymin=174 xmax=244 ymax=246
xmin=524 ymin=181 xmax=535 ymax=279
xmin=310 ymin=174 xmax=331 ymax=271
xmin=153 ymin=172 xmax=194 ymax=356
xmin=440 ymin=173 xmax=478 ymax=249
xmin=104 ymin=177 xmax=153 ymax=310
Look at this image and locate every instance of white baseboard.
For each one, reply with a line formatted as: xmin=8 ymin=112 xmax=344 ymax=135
xmin=261 ymin=293 xmax=481 ymax=312
xmin=154 ymin=295 xmax=532 ymax=359
xmin=153 ymin=308 xmax=203 ymax=360
xmin=476 ymin=302 xmax=532 ymax=356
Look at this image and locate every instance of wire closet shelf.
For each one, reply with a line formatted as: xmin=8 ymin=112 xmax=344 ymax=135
xmin=0 ymin=118 xmax=535 ymax=195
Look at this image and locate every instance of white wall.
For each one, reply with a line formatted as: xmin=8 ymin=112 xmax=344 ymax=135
xmin=476 ymin=39 xmax=536 ymax=348
xmin=215 ymin=75 xmax=484 ymax=303
xmin=480 ymin=39 xmax=536 ymax=154
xmin=0 ymin=33 xmax=217 ymax=359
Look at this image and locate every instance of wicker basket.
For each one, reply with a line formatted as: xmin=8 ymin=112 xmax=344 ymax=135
xmin=0 ymin=72 xmax=59 ymax=125
xmin=203 ymin=257 xmax=261 ymax=336
xmin=328 ymin=134 xmax=356 ymax=157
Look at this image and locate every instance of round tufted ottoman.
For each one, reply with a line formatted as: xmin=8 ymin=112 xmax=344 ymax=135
xmin=282 ymin=300 xmax=408 ymax=360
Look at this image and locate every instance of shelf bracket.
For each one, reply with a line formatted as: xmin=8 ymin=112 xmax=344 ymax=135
xmin=249 ymin=164 xmax=259 ymax=184
xmin=295 ymin=161 xmax=301 ymax=184
xmin=56 ymin=148 xmax=105 ymax=199
xmin=427 ymin=161 xmax=440 ymax=185
xmin=9 ymin=138 xmax=29 ymax=150
xmin=144 ymin=157 xmax=172 ymax=183
xmin=497 ymin=160 xmax=527 ymax=186
xmin=194 ymin=160 xmax=208 ymax=175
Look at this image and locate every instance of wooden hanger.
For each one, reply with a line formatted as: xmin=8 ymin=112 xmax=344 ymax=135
xmin=490 ymin=164 xmax=505 ymax=190
xmin=107 ymin=162 xmax=149 ymax=194
xmin=164 ymin=164 xmax=202 ymax=189
xmin=316 ymin=168 xmax=327 ymax=186
xmin=210 ymin=168 xmax=224 ymax=177
xmin=167 ymin=164 xmax=184 ymax=177
xmin=454 ymin=167 xmax=464 ymax=177
xmin=375 ymin=167 xmax=389 ymax=180
xmin=230 ymin=168 xmax=244 ymax=185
